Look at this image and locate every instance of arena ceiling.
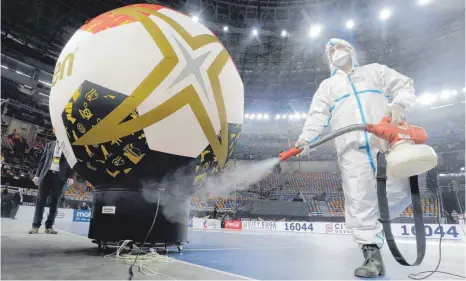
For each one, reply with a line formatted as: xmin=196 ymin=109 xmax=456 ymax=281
xmin=2 ymin=0 xmax=465 ymax=113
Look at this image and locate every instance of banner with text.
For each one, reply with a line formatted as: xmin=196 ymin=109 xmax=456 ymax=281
xmin=242 ymin=221 xmax=277 ymax=231
xmin=192 ymin=218 xmax=221 ymax=230
xmin=253 ymin=221 xmax=463 ymax=240
xmin=224 ymin=220 xmax=242 ymax=230
xmin=15 ymin=206 xmax=74 ymax=223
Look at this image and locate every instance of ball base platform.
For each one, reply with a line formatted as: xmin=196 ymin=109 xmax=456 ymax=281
xmin=88 ymin=187 xmax=189 ymax=249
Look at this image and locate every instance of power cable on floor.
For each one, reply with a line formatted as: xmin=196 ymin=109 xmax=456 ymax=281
xmin=127 ymin=188 xmax=168 ymax=280
xmin=407 ymin=172 xmax=465 ymax=280
xmin=104 ymin=239 xmax=174 ymax=279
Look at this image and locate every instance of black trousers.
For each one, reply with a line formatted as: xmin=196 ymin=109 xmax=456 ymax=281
xmin=32 ymin=171 xmax=65 ymax=228
xmin=10 ymin=203 xmax=19 ymax=219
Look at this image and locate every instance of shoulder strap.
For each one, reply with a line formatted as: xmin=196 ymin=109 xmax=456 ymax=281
xmin=376 ymin=152 xmax=426 ymax=266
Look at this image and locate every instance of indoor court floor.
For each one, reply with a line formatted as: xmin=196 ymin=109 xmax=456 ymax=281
xmin=2 ymin=218 xmax=465 ymax=280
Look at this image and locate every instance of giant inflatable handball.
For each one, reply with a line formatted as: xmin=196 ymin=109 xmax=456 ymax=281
xmin=49 ymin=4 xmax=244 ymax=187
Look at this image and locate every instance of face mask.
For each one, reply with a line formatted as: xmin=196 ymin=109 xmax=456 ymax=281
xmin=332 ymin=50 xmax=351 ymax=68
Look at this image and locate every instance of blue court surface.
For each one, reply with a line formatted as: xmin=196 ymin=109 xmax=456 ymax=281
xmin=53 ymin=221 xmax=465 ymax=280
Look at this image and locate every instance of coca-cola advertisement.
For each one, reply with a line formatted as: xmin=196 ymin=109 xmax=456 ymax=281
xmin=224 ymin=220 xmax=242 ymax=230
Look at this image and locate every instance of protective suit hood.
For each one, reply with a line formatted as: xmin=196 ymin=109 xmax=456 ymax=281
xmin=325 ymin=38 xmax=359 ymax=76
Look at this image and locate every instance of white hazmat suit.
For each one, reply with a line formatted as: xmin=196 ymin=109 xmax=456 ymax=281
xmin=298 ymin=38 xmax=416 ymax=247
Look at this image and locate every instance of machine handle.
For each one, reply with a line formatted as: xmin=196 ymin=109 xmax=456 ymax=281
xmin=279 ymin=147 xmax=303 ymax=162
xmin=380 ymin=116 xmax=408 ymax=126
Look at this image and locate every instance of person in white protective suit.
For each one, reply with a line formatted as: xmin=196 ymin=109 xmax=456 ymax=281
xmin=295 ymin=38 xmax=416 ymax=277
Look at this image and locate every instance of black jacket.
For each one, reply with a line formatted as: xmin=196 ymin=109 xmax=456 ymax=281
xmin=12 ymin=191 xmax=22 ymax=204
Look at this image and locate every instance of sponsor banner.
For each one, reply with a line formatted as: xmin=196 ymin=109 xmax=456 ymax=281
xmin=15 ymin=206 xmax=74 ymax=222
xmin=392 ymin=223 xmax=462 ymax=240
xmin=276 ymin=221 xmax=316 ymax=233
xmin=241 ymin=220 xmax=464 ymax=241
xmin=224 ymin=220 xmax=242 ymax=230
xmin=192 ymin=218 xmax=221 ymax=229
xmin=73 ymin=210 xmax=91 ymax=222
xmin=242 ymin=221 xmax=277 ymax=231
xmin=322 ymin=222 xmax=352 ymax=235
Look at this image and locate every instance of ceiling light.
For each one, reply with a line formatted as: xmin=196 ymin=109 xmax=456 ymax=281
xmin=264 ymin=114 xmax=269 ymax=120
xmin=252 ymin=29 xmax=258 ymax=36
xmin=192 ymin=16 xmax=199 ymax=22
xmin=223 ymin=26 xmax=228 ymax=32
xmin=440 ymin=90 xmax=451 ymax=99
xmin=250 ymin=114 xmax=256 ymax=119
xmin=418 ymin=93 xmax=437 ymax=105
xmin=39 ymin=80 xmax=52 ymax=86
xmin=346 ymin=20 xmax=355 ymax=30
xmin=379 ymin=8 xmax=392 ymax=21
xmin=245 ymin=113 xmax=250 ymax=119
xmin=309 ymin=25 xmax=323 ymax=38
xmin=281 ymin=30 xmax=287 ymax=37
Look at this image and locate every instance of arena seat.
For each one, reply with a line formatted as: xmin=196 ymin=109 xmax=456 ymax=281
xmin=326 ymin=197 xmax=345 ymax=216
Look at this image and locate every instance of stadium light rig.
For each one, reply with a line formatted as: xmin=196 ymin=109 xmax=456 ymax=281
xmin=345 ymin=19 xmax=355 ymax=30
xmin=379 ymin=8 xmax=392 ymax=21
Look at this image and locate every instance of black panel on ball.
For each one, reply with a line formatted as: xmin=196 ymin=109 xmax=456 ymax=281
xmin=61 ymin=81 xmax=242 ymax=245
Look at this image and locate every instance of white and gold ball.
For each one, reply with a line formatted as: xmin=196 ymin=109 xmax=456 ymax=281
xmin=49 ymin=4 xmax=244 ymax=186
